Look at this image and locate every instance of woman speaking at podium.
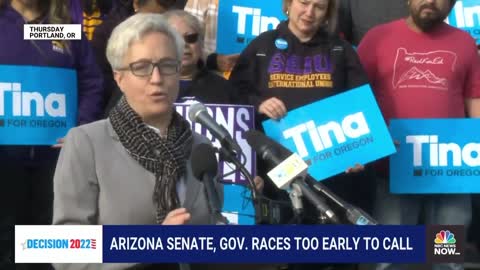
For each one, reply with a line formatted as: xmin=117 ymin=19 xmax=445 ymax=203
xmin=52 ymin=13 xmax=221 ymax=270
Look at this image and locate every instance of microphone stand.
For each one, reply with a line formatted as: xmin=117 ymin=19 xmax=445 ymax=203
xmin=216 ymin=146 xmax=258 ymax=202
xmin=209 ymin=175 xmax=230 ymax=225
xmin=289 ymin=183 xmax=304 ymax=224
xmin=293 ymin=177 xmax=340 ymax=224
xmin=215 ymin=146 xmax=341 ymax=224
xmin=305 ymin=176 xmax=378 ymax=225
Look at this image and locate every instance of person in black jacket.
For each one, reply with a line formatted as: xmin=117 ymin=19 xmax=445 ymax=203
xmin=230 ymin=0 xmax=367 ymax=119
xmin=229 ymin=1 xmax=373 ymax=269
xmin=173 ymin=0 xmax=187 ymax=9
xmin=164 ymin=9 xmax=237 ymax=105
xmin=337 ymin=0 xmax=408 ymax=46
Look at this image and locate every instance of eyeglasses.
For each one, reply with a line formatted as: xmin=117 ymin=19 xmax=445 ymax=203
xmin=184 ymin=33 xmax=199 ymax=44
xmin=119 ymin=59 xmax=180 ymax=77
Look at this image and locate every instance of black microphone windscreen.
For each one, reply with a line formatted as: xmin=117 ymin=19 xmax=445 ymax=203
xmin=245 ymin=130 xmax=292 ymax=161
xmin=188 ymin=102 xmax=206 ymax=122
xmin=245 ymin=130 xmax=268 ymax=153
xmin=191 ymin=143 xmax=218 ymax=180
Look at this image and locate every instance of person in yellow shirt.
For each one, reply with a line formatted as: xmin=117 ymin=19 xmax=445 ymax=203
xmin=82 ymin=0 xmax=113 ymax=40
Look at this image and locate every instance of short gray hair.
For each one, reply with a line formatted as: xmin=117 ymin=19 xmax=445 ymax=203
xmin=162 ymin=10 xmax=205 ymax=47
xmin=106 ymin=13 xmax=185 ymax=70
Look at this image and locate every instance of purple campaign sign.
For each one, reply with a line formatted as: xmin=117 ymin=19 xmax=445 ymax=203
xmin=176 ymin=103 xmax=257 ymax=224
xmin=175 ymin=103 xmax=256 ymax=185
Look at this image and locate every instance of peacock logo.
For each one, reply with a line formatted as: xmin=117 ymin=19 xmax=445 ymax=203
xmin=434 ymin=230 xmax=456 ymax=244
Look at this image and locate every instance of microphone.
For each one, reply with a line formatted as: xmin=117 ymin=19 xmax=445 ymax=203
xmin=188 ymin=102 xmax=259 ymax=202
xmin=245 ymin=130 xmax=377 ymax=225
xmin=345 ymin=207 xmax=376 ymax=225
xmin=308 ymin=179 xmax=377 ymax=225
xmin=246 ymin=130 xmax=340 ymax=224
xmin=289 ymin=182 xmax=303 ymax=218
xmin=188 ymin=102 xmax=241 ymax=154
xmin=191 ymin=143 xmax=228 ymax=225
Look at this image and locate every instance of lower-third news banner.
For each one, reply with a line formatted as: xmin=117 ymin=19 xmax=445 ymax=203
xmin=15 ymin=225 xmax=464 ymax=264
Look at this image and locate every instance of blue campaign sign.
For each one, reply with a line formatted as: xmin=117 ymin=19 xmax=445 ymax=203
xmin=102 ymin=225 xmax=426 ymax=263
xmin=390 ymin=119 xmax=480 ymax=194
xmin=0 ymin=65 xmax=78 ymax=145
xmin=262 ymin=84 xmax=396 ymax=181
xmin=221 ymin=184 xmax=255 ymax=225
xmin=175 ymin=103 xmax=255 ymax=224
xmin=217 ymin=0 xmax=286 ymax=54
xmin=447 ymin=0 xmax=480 ymax=44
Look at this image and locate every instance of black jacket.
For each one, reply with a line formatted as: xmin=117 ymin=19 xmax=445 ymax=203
xmin=178 ymin=67 xmax=238 ymax=105
xmin=229 ymin=20 xmax=368 ymax=117
xmin=337 ymin=0 xmax=408 ymax=45
xmin=91 ymin=13 xmax=127 ymax=115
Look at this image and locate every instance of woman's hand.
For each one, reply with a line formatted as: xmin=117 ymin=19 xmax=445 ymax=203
xmin=345 ymin=163 xmax=364 ymax=174
xmin=162 ymin=208 xmax=191 ymax=225
xmin=259 ymin=97 xmax=287 ymax=120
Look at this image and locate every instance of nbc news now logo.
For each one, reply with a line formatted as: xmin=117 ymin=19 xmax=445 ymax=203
xmin=434 ymin=230 xmax=459 ymax=256
xmin=21 ymin=238 xmax=97 ymax=250
xmin=427 ymin=225 xmax=464 ymax=263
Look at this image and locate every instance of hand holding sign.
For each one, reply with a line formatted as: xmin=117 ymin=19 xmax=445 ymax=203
xmin=262 ymin=84 xmax=395 ymax=181
xmin=259 ymin=97 xmax=287 ymax=120
xmin=345 ymin=163 xmax=364 ymax=174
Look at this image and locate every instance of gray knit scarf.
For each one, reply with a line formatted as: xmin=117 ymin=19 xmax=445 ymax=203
xmin=109 ymin=97 xmax=193 ymax=224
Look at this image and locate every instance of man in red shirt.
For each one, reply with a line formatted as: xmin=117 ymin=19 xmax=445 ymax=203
xmin=358 ymin=0 xmax=480 ymax=269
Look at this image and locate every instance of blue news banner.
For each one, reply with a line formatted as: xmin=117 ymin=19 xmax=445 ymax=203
xmin=102 ymin=226 xmax=425 ymax=263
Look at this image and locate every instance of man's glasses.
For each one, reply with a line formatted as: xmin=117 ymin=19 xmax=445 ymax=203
xmin=119 ymin=60 xmax=180 ymax=77
xmin=184 ymin=33 xmax=199 ymax=44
